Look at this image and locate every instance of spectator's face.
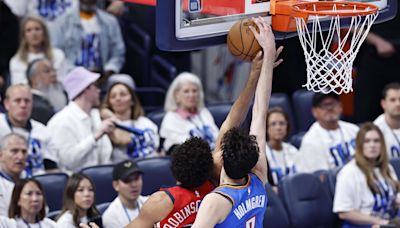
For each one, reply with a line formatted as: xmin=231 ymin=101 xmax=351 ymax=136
xmin=80 ymin=0 xmax=97 ymax=13
xmin=74 ymin=178 xmax=95 ymax=211
xmin=5 ymin=87 xmax=33 ymax=127
xmin=267 ymin=112 xmax=288 ymax=142
xmin=24 ymin=20 xmax=44 ymax=48
xmin=85 ymin=84 xmax=101 ymax=107
xmin=18 ymin=181 xmax=44 ymax=217
xmin=312 ymin=97 xmax=342 ymax=124
xmin=109 ymin=84 xmax=133 ymax=115
xmin=362 ymin=130 xmax=382 ymax=162
xmin=36 ymin=60 xmax=57 ymax=89
xmin=0 ymin=136 xmax=27 ymax=177
xmin=113 ymin=173 xmax=143 ymax=203
xmin=381 ymin=89 xmax=400 ymax=119
xmin=175 ymin=82 xmax=199 ymax=112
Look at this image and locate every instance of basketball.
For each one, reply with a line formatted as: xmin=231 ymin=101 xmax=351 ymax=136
xmin=227 ymin=19 xmax=261 ymax=62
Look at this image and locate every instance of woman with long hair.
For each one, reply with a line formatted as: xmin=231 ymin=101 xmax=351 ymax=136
xmin=265 ymin=107 xmax=298 ymax=188
xmin=8 ymin=178 xmax=56 ymax=227
xmin=57 ymin=174 xmax=102 ymax=228
xmin=10 ymin=16 xmax=70 ymax=84
xmin=333 ymin=122 xmax=400 ymax=227
xmin=160 ymin=72 xmax=219 ymax=154
xmin=101 ymin=74 xmax=159 ymax=161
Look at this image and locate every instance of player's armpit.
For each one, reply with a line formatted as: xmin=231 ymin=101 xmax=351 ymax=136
xmin=192 ymin=193 xmax=233 ymax=228
xmin=125 ymin=191 xmax=173 ymax=228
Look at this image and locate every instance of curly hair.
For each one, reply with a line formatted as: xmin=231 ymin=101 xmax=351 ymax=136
xmin=222 ymin=127 xmax=259 ymax=179
xmin=171 ymin=137 xmax=213 ymax=188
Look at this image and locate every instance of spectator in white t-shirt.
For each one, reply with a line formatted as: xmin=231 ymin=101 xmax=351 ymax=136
xmin=374 ymin=82 xmax=400 ymax=159
xmin=0 ymin=133 xmax=28 ymax=216
xmin=8 ymin=178 xmax=57 ymax=227
xmin=265 ymin=107 xmax=298 ymax=188
xmin=0 ymin=84 xmax=60 ymax=175
xmin=160 ymin=72 xmax=219 ymax=154
xmin=57 ymin=174 xmax=102 ymax=228
xmin=297 ymin=93 xmax=359 ymax=173
xmin=101 ymin=74 xmax=159 ymax=161
xmin=333 ymin=122 xmax=400 ymax=227
xmin=103 ymin=160 xmax=148 ymax=228
xmin=51 ymin=0 xmax=125 ymax=86
xmin=10 ymin=16 xmax=70 ymax=85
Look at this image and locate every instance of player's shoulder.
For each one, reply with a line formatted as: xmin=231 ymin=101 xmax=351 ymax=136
xmin=148 ymin=190 xmax=175 ymax=207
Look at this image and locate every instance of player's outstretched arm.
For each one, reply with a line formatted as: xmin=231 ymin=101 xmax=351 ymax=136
xmin=249 ymin=17 xmax=277 ymax=185
xmin=210 ymin=53 xmax=262 ymax=184
xmin=192 ymin=193 xmax=233 ymax=228
xmin=125 ymin=191 xmax=173 ymax=228
xmin=211 ymin=37 xmax=283 ymax=184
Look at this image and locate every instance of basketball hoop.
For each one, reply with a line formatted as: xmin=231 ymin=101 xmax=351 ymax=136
xmin=271 ymin=1 xmax=379 ymax=94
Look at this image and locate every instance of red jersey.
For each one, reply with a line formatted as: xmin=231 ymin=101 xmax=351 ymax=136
xmin=156 ymin=181 xmax=215 ymax=228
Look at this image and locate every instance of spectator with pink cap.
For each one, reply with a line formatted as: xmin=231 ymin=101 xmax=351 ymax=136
xmin=47 ymin=67 xmax=115 ymax=172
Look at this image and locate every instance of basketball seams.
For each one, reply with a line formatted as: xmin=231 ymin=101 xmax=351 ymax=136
xmin=227 ymin=19 xmax=261 ymax=61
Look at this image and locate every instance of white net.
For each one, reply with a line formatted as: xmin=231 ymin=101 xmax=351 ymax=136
xmin=295 ymin=4 xmax=378 ymax=94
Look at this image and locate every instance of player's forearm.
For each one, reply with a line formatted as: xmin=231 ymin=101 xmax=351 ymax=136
xmin=225 ymin=68 xmax=260 ymax=126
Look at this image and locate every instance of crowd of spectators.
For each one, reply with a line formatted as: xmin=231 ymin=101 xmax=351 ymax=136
xmin=0 ymin=0 xmax=400 ymax=227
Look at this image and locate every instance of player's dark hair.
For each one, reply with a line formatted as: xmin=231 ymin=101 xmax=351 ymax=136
xmin=382 ymin=82 xmax=400 ymax=99
xmin=222 ymin=127 xmax=259 ymax=179
xmin=171 ymin=137 xmax=213 ymax=188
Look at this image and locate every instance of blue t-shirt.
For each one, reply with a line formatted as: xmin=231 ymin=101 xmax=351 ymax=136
xmin=214 ymin=173 xmax=267 ymax=228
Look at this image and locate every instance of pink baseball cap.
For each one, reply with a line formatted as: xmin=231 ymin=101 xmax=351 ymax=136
xmin=63 ymin=67 xmax=100 ymax=100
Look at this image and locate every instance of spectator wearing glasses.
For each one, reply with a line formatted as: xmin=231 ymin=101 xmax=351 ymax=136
xmin=47 ymin=67 xmax=115 ymax=172
xmin=102 ymin=160 xmax=148 ymax=228
xmin=265 ymin=107 xmax=298 ymax=188
xmin=297 ymin=93 xmax=359 ymax=173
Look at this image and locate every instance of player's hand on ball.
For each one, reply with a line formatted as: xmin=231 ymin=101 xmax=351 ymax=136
xmin=249 ymin=17 xmax=276 ymax=57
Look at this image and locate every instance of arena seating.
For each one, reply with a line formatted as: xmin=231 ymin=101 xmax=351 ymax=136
xmin=34 ymin=172 xmax=69 ymax=212
xmin=279 ymin=173 xmax=338 ymax=228
xmin=136 ymin=156 xmax=176 ymax=195
xmin=292 ymin=89 xmax=315 ymax=132
xmin=264 ymin=184 xmax=291 ymax=228
xmin=135 ymin=86 xmax=166 ymax=113
xmin=80 ymin=164 xmax=117 ymax=205
xmin=207 ymin=103 xmax=232 ymax=128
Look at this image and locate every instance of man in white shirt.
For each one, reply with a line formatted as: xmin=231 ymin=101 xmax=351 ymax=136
xmin=0 ymin=84 xmax=59 ymax=176
xmin=103 ymin=160 xmax=148 ymax=228
xmin=374 ymin=82 xmax=400 ymax=158
xmin=0 ymin=133 xmax=28 ymax=216
xmin=297 ymin=93 xmax=359 ymax=173
xmin=47 ymin=67 xmax=115 ymax=172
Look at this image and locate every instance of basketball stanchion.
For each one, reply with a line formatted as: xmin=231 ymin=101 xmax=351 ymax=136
xmin=270 ymin=0 xmax=379 ymax=94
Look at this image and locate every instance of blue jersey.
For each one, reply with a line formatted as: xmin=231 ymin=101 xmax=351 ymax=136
xmin=214 ymin=173 xmax=267 ymax=228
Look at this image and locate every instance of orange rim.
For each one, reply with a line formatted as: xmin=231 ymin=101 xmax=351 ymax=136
xmin=291 ymin=1 xmax=379 ymax=17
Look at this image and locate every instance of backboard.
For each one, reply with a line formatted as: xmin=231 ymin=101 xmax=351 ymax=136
xmin=156 ymin=0 xmax=397 ymax=51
